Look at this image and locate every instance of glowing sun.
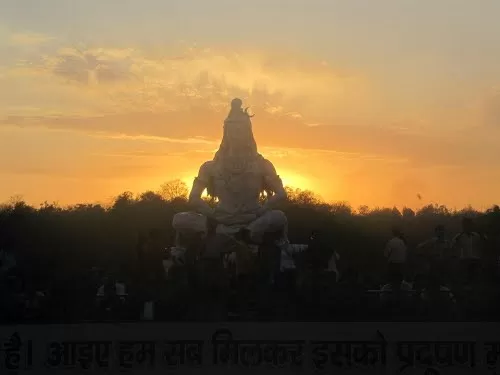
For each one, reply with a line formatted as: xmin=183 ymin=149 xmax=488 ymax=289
xmin=279 ymin=170 xmax=313 ymax=191
xmin=179 ymin=169 xmax=312 ymax=196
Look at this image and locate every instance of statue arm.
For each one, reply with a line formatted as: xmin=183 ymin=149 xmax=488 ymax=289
xmin=188 ymin=162 xmax=215 ymax=218
xmin=260 ymin=159 xmax=287 ymax=214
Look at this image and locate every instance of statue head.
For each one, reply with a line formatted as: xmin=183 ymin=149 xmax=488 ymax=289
xmin=214 ymin=98 xmax=258 ymax=161
xmin=231 ymin=98 xmax=243 ymax=110
xmin=230 ymin=98 xmax=253 ymax=117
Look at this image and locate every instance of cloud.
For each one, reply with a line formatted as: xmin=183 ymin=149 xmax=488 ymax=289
xmin=3 ymin=107 xmax=496 ymax=171
xmin=8 ymin=32 xmax=54 ymax=46
xmin=286 ymin=112 xmax=303 ymax=119
xmin=89 ymin=132 xmax=216 ymax=145
xmin=265 ymin=106 xmax=284 ymax=114
xmin=2 ymin=41 xmax=500 ymax=178
xmin=2 ymin=43 xmax=372 ymax=120
xmin=50 ymin=47 xmax=136 ymax=85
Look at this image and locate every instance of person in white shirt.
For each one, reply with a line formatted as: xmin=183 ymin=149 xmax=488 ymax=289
xmin=384 ymin=228 xmax=408 ymax=263
xmin=326 ymin=251 xmax=341 ymax=282
xmin=164 ymin=246 xmax=187 ymax=278
xmin=274 ymin=240 xmax=308 ymax=319
xmin=451 ymin=217 xmax=484 ymax=286
xmin=279 ymin=242 xmax=308 ymax=272
xmin=451 ymin=218 xmax=483 ymax=260
xmin=384 ymin=227 xmax=408 ymax=288
xmin=276 ymin=239 xmax=309 ymax=289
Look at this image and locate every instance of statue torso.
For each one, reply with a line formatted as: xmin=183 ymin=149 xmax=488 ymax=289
xmin=208 ymin=155 xmax=268 ymax=224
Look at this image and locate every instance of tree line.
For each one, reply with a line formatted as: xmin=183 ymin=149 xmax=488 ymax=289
xmin=1 ymin=179 xmax=499 ymax=286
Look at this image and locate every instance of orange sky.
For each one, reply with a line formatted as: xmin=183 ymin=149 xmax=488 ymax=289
xmin=1 ymin=1 xmax=500 ymax=211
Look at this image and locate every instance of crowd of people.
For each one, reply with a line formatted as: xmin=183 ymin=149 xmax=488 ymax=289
xmin=1 ymin=210 xmax=498 ymax=323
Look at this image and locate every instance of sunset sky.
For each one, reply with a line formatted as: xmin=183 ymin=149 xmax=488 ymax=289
xmin=1 ymin=0 xmax=500 ymax=210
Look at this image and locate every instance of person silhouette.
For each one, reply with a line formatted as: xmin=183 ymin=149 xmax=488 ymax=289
xmin=416 ymin=225 xmax=450 ymax=277
xmin=384 ymin=227 xmax=408 ymax=289
xmin=452 ymin=217 xmax=484 ymax=287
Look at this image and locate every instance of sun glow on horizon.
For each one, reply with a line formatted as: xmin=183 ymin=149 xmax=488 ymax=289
xmin=279 ymin=170 xmax=315 ymax=192
xmin=180 ymin=173 xmax=208 ymax=198
xmin=179 ymin=169 xmax=315 ymax=197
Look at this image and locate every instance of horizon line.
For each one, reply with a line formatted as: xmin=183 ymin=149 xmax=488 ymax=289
xmin=1 ymin=180 xmax=496 ymax=214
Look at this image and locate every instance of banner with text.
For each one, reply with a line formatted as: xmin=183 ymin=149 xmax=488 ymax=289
xmin=1 ymin=322 xmax=499 ymax=374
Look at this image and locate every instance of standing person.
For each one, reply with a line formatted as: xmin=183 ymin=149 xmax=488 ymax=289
xmin=145 ymin=229 xmax=166 ymax=282
xmin=136 ymin=229 xmax=165 ymax=320
xmin=275 ymin=240 xmax=308 ymax=320
xmin=96 ymin=272 xmax=127 ymax=320
xmin=384 ymin=227 xmax=408 ymax=290
xmin=299 ymin=231 xmax=338 ymax=319
xmin=307 ymin=231 xmax=338 ymax=276
xmin=451 ymin=217 xmax=484 ymax=288
xmin=416 ymin=225 xmax=451 ymax=277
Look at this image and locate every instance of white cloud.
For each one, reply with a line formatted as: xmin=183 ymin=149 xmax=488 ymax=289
xmin=90 ymin=132 xmax=217 ymax=145
xmin=2 ymin=42 xmax=371 ymax=120
xmin=265 ymin=105 xmax=284 ymax=114
xmin=286 ymin=112 xmax=303 ymax=119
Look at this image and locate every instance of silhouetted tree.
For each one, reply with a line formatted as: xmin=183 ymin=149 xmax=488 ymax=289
xmin=112 ymin=192 xmax=135 ymax=210
xmin=159 ymin=180 xmax=189 ymax=202
xmin=358 ymin=205 xmax=370 ymax=216
xmin=402 ymin=207 xmax=415 ymax=219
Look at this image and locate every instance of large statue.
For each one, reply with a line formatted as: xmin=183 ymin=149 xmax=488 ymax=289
xmin=171 ymin=98 xmax=289 ymax=262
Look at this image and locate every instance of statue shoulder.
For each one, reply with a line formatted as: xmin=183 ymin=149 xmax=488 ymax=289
xmin=197 ymin=160 xmax=216 ymax=183
xmin=258 ymin=156 xmax=278 ymax=176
